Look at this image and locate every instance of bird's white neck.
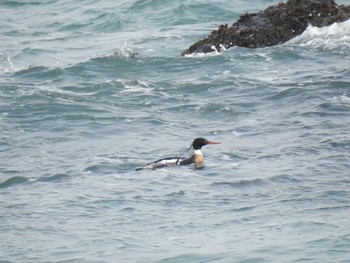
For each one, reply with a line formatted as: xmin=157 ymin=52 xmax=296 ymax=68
xmin=193 ymin=149 xmax=202 ymax=156
xmin=193 ymin=149 xmax=204 ymax=168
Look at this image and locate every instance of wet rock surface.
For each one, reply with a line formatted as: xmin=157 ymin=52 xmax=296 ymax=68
xmin=181 ymin=0 xmax=350 ymax=56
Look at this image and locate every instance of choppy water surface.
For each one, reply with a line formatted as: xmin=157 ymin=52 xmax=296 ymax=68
xmin=1 ymin=0 xmax=350 ymax=262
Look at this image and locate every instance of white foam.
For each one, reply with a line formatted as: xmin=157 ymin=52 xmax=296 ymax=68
xmin=183 ymin=50 xmax=221 ymax=58
xmin=183 ymin=44 xmax=227 ymax=58
xmin=114 ymin=40 xmax=137 ymax=58
xmin=287 ymin=20 xmax=350 ymax=50
xmin=0 ymin=52 xmax=16 ymax=72
xmin=117 ymin=79 xmax=154 ymax=95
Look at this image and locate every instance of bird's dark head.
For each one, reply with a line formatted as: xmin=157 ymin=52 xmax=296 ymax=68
xmin=190 ymin=137 xmax=221 ymax=150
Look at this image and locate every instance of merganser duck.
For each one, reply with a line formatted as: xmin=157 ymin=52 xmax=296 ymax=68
xmin=138 ymin=138 xmax=220 ymax=170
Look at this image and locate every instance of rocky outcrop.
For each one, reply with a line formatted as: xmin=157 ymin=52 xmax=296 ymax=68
xmin=181 ymin=0 xmax=350 ymax=56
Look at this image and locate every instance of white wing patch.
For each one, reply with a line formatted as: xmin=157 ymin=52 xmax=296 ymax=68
xmin=143 ymin=157 xmax=183 ymax=170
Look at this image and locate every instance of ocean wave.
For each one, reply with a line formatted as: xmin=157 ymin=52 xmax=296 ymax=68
xmin=0 ymin=176 xmax=28 ymax=189
xmin=211 ymin=178 xmax=267 ymax=189
xmin=37 ymin=173 xmax=71 ymax=183
xmin=0 ymin=0 xmax=55 ymax=7
xmin=155 ymin=253 xmax=227 ymax=263
xmin=287 ymin=19 xmax=350 ymax=52
xmin=13 ymin=65 xmax=63 ymax=80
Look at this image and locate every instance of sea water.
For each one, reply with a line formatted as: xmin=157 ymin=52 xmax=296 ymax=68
xmin=1 ymin=0 xmax=350 ymax=262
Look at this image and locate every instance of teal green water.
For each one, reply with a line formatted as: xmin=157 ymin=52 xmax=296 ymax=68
xmin=1 ymin=1 xmax=350 ymax=262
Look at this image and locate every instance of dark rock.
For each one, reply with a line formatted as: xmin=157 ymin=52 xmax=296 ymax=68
xmin=181 ymin=0 xmax=350 ymax=56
